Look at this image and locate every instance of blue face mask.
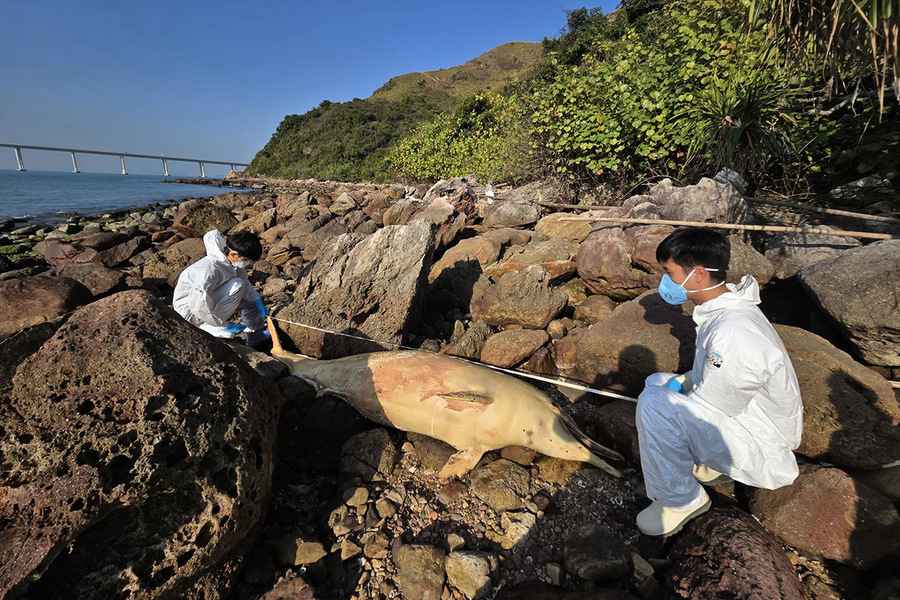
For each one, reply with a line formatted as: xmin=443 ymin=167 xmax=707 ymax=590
xmin=658 ymin=268 xmax=723 ymax=305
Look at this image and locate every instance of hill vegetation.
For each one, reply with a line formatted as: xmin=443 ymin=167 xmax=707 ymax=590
xmin=248 ymin=42 xmax=542 ymax=181
xmin=252 ymin=1 xmax=897 ymax=200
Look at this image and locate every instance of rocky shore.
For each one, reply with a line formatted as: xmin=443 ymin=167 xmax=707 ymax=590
xmin=1 ymin=174 xmax=899 ymax=600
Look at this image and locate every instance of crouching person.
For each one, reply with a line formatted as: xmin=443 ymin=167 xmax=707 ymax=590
xmin=173 ymin=229 xmax=268 ymax=339
xmin=635 ymin=228 xmax=803 ymax=536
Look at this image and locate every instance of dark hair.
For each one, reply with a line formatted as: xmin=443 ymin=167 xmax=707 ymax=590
xmin=656 ymin=228 xmax=729 ymax=283
xmin=226 ymin=231 xmax=262 ymax=261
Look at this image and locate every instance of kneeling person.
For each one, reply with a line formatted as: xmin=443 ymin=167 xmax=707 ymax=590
xmin=636 ymin=228 xmax=803 ymax=536
xmin=173 ymin=229 xmax=268 ymax=338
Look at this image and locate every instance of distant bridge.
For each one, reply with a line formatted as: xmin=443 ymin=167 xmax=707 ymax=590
xmin=1 ymin=143 xmax=250 ymax=177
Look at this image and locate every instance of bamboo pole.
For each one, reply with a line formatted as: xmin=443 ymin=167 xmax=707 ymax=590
xmin=559 ymin=216 xmax=897 ymax=241
xmin=749 ymin=196 xmax=900 ymax=224
xmin=537 ymin=197 xmax=900 ymax=224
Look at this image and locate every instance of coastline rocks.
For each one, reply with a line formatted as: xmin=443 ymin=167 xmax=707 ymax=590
xmin=573 ymin=294 xmax=616 ymax=324
xmin=142 ymin=237 xmax=206 ymax=287
xmin=470 ymin=266 xmax=567 ymax=330
xmin=469 ymin=459 xmax=530 ymax=512
xmin=566 ymin=292 xmax=695 ymax=396
xmin=275 ymin=222 xmax=435 ymax=358
xmin=534 ymin=212 xmax=594 ymax=242
xmin=445 ymin=551 xmax=497 ymax=599
xmin=776 ymin=325 xmax=900 ymax=469
xmin=765 ymin=227 xmax=861 ymax=279
xmin=232 ymin=207 xmax=277 ymax=235
xmin=0 ymin=275 xmax=92 ymax=337
xmin=483 ymin=202 xmax=540 ymax=229
xmin=666 ymin=506 xmax=806 ymax=600
xmin=480 ymin=329 xmax=549 ymax=368
xmin=484 ymin=238 xmax=578 ymax=281
xmin=576 ymin=224 xmax=672 ymax=300
xmin=750 ymin=465 xmax=900 ymax=569
xmin=0 ymin=290 xmax=282 ymax=599
xmin=393 ymin=544 xmax=446 ymax=600
xmin=798 ymin=240 xmax=900 ymax=366
xmin=174 ymin=199 xmax=238 ymax=236
xmin=56 ymin=263 xmax=125 ymax=297
xmin=442 ymin=320 xmax=493 ymax=359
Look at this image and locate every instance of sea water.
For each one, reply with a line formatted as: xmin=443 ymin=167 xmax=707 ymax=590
xmin=0 ymin=170 xmax=234 ymax=222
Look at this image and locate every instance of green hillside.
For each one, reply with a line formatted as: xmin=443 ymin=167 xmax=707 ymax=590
xmin=248 ymin=42 xmax=542 ymax=181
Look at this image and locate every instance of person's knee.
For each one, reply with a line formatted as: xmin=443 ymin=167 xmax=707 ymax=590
xmin=637 ymin=385 xmax=680 ymax=426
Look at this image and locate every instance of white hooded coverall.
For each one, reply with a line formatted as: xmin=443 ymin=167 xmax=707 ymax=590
xmin=172 ymin=230 xmax=265 ymax=338
xmin=636 ymin=275 xmax=803 ymax=507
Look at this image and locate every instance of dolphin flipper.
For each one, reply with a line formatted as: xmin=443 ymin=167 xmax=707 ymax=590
xmin=438 ymin=447 xmax=488 ymax=481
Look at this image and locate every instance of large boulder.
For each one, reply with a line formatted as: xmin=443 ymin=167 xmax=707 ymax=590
xmin=484 ymin=239 xmax=579 ymax=281
xmin=0 ymin=291 xmax=282 ymax=598
xmin=442 ymin=320 xmax=493 ymax=360
xmin=34 ymin=239 xmax=100 ymax=269
xmin=0 ymin=275 xmax=92 ymax=337
xmin=576 ymin=223 xmax=671 ymax=300
xmin=231 ymin=207 xmax=277 ymax=235
xmin=765 ymin=227 xmax=861 ymax=279
xmin=393 ymin=544 xmax=446 ymax=600
xmin=275 ymin=222 xmax=435 ymax=358
xmin=776 ymin=325 xmax=900 ymax=469
xmin=666 ymin=506 xmax=806 ymax=600
xmin=480 ymin=330 xmax=549 ymax=368
xmin=471 ymin=266 xmax=567 ymax=330
xmin=174 ymin=199 xmax=238 ymax=236
xmin=576 ymin=178 xmax=750 ymax=299
xmin=798 ymin=240 xmax=900 ymax=366
xmin=534 ymin=212 xmax=594 ymax=242
xmin=428 ymin=237 xmax=502 ymax=309
xmin=623 ymin=177 xmax=749 ymax=223
xmin=56 ymin=263 xmax=125 ymax=297
xmin=563 ymin=292 xmax=695 ymax=395
xmin=750 ymin=465 xmax=900 ymax=569
xmin=141 ymin=237 xmax=206 ymax=287
xmin=483 ymin=202 xmax=540 ymax=229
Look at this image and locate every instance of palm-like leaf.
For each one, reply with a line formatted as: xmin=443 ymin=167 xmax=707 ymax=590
xmin=748 ymin=0 xmax=899 ymax=112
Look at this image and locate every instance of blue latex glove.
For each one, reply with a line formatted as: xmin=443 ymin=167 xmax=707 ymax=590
xmin=224 ymin=323 xmax=245 ymax=335
xmin=254 ymin=297 xmax=268 ymax=319
xmin=664 ymin=375 xmax=684 ymax=393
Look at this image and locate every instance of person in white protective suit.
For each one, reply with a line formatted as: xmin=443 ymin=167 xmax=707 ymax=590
xmin=173 ymin=229 xmax=268 ymax=339
xmin=635 ymin=228 xmax=803 ymax=536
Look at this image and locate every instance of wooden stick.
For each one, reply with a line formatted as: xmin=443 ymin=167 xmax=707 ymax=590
xmin=749 ymin=196 xmax=900 ymax=224
xmin=559 ymin=216 xmax=897 ymax=241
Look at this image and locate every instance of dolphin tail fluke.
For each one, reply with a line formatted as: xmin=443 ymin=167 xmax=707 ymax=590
xmin=559 ymin=410 xmax=625 ymax=463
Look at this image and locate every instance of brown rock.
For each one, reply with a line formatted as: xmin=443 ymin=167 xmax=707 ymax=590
xmin=340 ymin=429 xmax=398 ymax=482
xmin=667 ymin=506 xmax=805 ymax=600
xmin=484 ymin=239 xmax=578 ymax=281
xmin=480 ymin=329 xmax=549 ymax=367
xmin=0 ymin=275 xmax=92 ymax=337
xmin=394 ymin=544 xmax=446 ymax=600
xmin=471 ymin=266 xmax=567 ymax=330
xmin=232 ymin=207 xmax=277 ymax=235
xmin=533 ymin=456 xmax=586 ymax=485
xmin=750 ymin=465 xmax=900 ymax=569
xmin=0 ymin=291 xmax=281 ymax=599
xmin=483 ymin=202 xmax=540 ymax=229
xmin=564 ymin=524 xmax=629 ymax=582
xmin=98 ymin=236 xmax=148 ymax=267
xmin=408 ymin=433 xmax=456 ymax=474
xmin=573 ymin=295 xmax=616 ymax=323
xmin=569 ymin=292 xmax=694 ymax=396
xmin=524 ymin=347 xmax=558 ymax=376
xmin=259 ymin=573 xmax=316 ymax=600
xmin=535 ymin=212 xmax=594 ymax=242
xmin=174 ymin=199 xmax=238 ymax=235
xmin=142 ymin=237 xmax=206 ymax=287
xmin=443 ymin=321 xmax=493 ymax=360
xmin=799 ymin=239 xmax=900 ymax=366
xmin=56 ymin=263 xmax=125 ymax=296
xmin=776 ymin=325 xmax=900 ymax=469
xmin=469 ymin=459 xmax=530 ymax=512
xmin=275 ymin=222 xmax=434 ymax=358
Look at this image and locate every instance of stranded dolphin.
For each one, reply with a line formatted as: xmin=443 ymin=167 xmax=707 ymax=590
xmin=267 ymin=318 xmax=623 ymax=479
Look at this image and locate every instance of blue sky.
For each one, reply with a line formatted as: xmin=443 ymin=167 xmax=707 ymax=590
xmin=1 ymin=0 xmax=615 ymax=176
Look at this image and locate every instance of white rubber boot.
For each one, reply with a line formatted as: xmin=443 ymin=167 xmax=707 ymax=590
xmin=636 ymin=487 xmax=711 ymax=537
xmin=692 ymin=464 xmax=730 ymax=485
